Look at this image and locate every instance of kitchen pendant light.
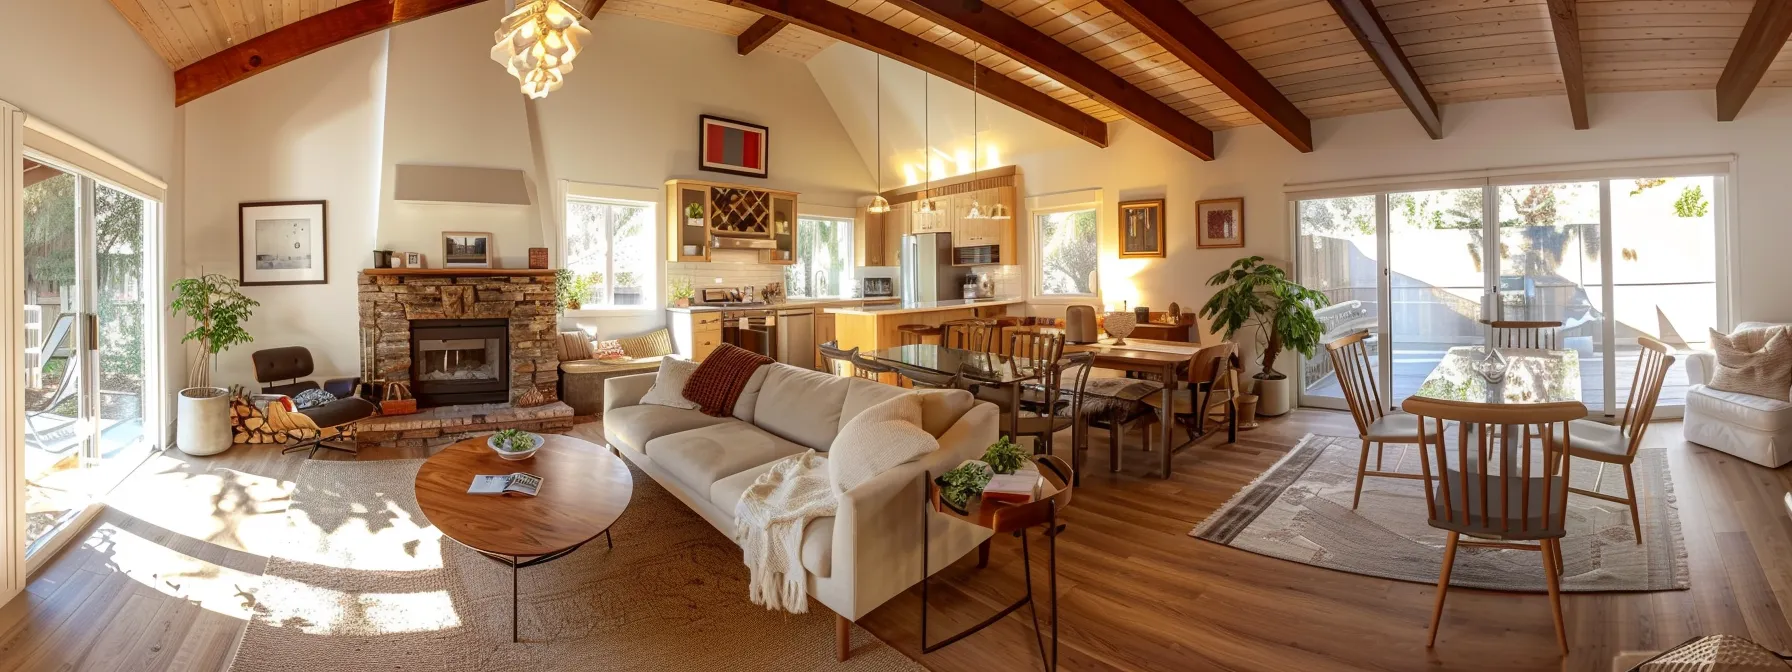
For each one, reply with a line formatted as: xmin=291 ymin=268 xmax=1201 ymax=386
xmin=917 ymin=72 xmax=940 ymax=216
xmin=868 ymin=56 xmax=891 ymax=214
xmin=490 ymin=0 xmax=592 ymax=99
xmin=964 ymin=50 xmax=989 ymax=220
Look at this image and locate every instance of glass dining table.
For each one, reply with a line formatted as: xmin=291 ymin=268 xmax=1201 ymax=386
xmin=1408 ymin=346 xmax=1588 ymax=462
xmin=863 ymin=344 xmax=1047 ymax=440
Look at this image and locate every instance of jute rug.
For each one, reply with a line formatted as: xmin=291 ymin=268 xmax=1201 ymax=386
xmin=1193 ymin=433 xmax=1689 ymax=592
xmin=230 ymin=458 xmax=923 ymax=671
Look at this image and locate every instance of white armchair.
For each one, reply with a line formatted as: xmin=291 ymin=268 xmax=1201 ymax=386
xmin=1682 ymin=321 xmax=1792 ymax=468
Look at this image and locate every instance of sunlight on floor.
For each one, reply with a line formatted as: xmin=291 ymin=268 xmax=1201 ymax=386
xmin=282 ymin=494 xmax=445 ymax=572
xmin=103 ymin=454 xmax=296 ymax=558
xmin=80 ymin=522 xmax=261 ymax=621
xmin=252 ymin=575 xmax=462 ymax=636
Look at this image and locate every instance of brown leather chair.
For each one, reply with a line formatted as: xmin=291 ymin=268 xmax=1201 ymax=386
xmin=252 ymin=346 xmax=377 ymax=458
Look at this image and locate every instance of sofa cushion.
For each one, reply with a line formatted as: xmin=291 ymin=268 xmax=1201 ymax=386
xmin=754 ymin=365 xmax=852 ymax=450
xmin=1687 ymin=384 xmax=1792 ymax=432
xmin=829 ymin=393 xmax=938 ymax=494
xmin=840 ymin=381 xmax=976 ymax=439
xmin=710 ymin=462 xmax=834 ymax=577
xmin=729 ymin=365 xmax=771 ymax=423
xmin=647 ymin=422 xmax=808 ymax=496
xmin=601 ymin=404 xmax=729 ymax=453
xmin=641 ymin=357 xmax=701 ymax=410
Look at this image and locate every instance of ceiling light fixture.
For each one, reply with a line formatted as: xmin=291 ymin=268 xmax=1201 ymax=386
xmin=965 ymin=51 xmax=988 ymax=220
xmin=917 ymin=72 xmax=940 ymax=216
xmin=868 ymin=55 xmax=891 ymax=214
xmin=490 ymin=0 xmax=592 ymax=100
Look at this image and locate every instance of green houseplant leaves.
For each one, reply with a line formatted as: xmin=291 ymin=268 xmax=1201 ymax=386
xmin=1198 ymin=256 xmax=1330 ymax=380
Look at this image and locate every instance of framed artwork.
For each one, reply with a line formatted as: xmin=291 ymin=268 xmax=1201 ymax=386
xmin=239 ymin=201 xmax=327 ymax=286
xmin=1196 ymin=197 xmax=1245 ymax=249
xmin=699 ymin=115 xmax=769 ymax=179
xmin=442 ymin=232 xmax=493 ymax=269
xmin=1118 ymin=199 xmax=1165 ymax=258
xmin=404 ymin=252 xmax=425 ymax=268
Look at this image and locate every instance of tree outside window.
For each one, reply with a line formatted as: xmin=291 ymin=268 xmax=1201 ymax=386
xmin=785 ymin=216 xmax=853 ymax=299
xmin=565 ymin=198 xmax=655 ymax=307
xmin=1036 ymin=208 xmax=1098 ymax=296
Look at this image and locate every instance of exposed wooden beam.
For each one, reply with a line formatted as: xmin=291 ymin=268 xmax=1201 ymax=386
xmin=737 ymin=15 xmax=787 ymax=55
xmin=1325 ymin=0 xmax=1442 ymax=139
xmin=1093 ymin=0 xmax=1310 ymax=152
xmin=715 ymin=0 xmax=1108 ymax=148
xmin=1717 ymin=0 xmax=1792 ymax=121
xmin=583 ymin=0 xmax=608 ymax=17
xmin=174 ymin=0 xmax=487 ymax=106
xmin=878 ymin=0 xmax=1212 ymax=159
xmin=1544 ymin=0 xmax=1588 ymax=129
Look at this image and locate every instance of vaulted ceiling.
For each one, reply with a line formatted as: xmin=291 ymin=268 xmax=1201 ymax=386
xmin=109 ymin=0 xmax=1792 ymax=158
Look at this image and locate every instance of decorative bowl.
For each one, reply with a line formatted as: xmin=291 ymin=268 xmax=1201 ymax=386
xmin=1104 ymin=311 xmax=1137 ymax=345
xmin=488 ymin=432 xmax=544 ymax=460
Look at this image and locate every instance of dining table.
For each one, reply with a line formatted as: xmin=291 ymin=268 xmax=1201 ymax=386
xmin=1409 ymin=345 xmax=1587 ymax=459
xmin=863 ymin=344 xmax=1045 ymax=440
xmin=1055 ymin=336 xmax=1206 ymax=479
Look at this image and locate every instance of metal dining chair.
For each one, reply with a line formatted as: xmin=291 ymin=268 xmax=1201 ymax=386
xmin=1550 ymin=335 xmax=1675 ymax=544
xmin=1327 ymin=330 xmax=1431 ymax=509
xmin=999 ymin=352 xmax=1096 ymax=460
xmin=819 ymin=341 xmax=895 ymax=381
xmin=1490 ymin=320 xmax=1564 ymax=349
xmin=1006 ymin=329 xmax=1066 ymax=412
xmin=940 ymin=319 xmax=998 ymax=352
xmin=1401 ymin=395 xmax=1585 ymax=654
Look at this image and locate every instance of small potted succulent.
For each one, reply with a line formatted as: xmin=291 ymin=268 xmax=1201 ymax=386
xmin=668 ymin=276 xmax=695 ymax=308
xmin=488 ymin=428 xmax=543 ymax=460
xmin=685 ymin=201 xmax=705 ymax=227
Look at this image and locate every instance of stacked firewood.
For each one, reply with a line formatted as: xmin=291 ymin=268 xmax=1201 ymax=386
xmin=229 ymin=396 xmax=352 ymax=445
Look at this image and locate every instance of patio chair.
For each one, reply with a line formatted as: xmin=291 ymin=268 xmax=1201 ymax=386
xmin=1490 ymin=320 xmax=1564 ymax=349
xmin=24 ymin=314 xmax=80 ymax=449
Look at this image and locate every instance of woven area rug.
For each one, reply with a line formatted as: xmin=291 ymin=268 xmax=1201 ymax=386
xmin=230 ymin=458 xmax=922 ymax=671
xmin=1192 ymin=433 xmax=1689 ymax=592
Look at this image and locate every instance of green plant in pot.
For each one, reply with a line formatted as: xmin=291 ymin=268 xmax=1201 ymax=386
xmin=668 ymin=276 xmax=695 ymax=308
xmin=170 ymin=273 xmax=259 ymax=456
xmin=555 ymin=270 xmax=599 ymax=312
xmin=982 ymin=437 xmax=1028 ymax=475
xmin=1198 ymin=256 xmax=1329 ymax=417
xmin=685 ymin=201 xmax=705 ymax=222
xmin=934 ymin=461 xmax=993 ymax=514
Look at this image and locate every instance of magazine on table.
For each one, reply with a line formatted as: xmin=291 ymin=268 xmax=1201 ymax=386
xmin=467 ymin=472 xmax=544 ymax=497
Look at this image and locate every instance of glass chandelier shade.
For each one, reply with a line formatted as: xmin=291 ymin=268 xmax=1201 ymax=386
xmin=491 ymin=0 xmax=592 ymax=100
xmin=868 ymin=195 xmax=891 ymax=213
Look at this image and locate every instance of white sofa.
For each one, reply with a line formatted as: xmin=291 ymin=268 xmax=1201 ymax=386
xmin=1683 ymin=321 xmax=1792 ymax=468
xmin=602 ymin=363 xmax=997 ymax=656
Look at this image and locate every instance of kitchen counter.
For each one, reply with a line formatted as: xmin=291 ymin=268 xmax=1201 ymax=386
xmin=666 ymin=297 xmax=900 ymax=313
xmin=822 ymin=297 xmax=1024 ymax=316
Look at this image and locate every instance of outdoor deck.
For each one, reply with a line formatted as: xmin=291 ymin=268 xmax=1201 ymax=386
xmin=1306 ymin=343 xmax=1691 ymax=412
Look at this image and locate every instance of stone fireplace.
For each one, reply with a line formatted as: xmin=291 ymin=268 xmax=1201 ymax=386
xmin=410 ymin=318 xmax=509 ymax=406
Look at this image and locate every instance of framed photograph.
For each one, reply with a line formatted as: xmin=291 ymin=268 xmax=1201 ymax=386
xmin=404 ymin=252 xmax=425 ymax=268
xmin=1118 ymin=199 xmax=1166 ymax=258
xmin=441 ymin=232 xmax=492 ymax=269
xmin=699 ymin=115 xmax=769 ymax=179
xmin=1196 ymin=197 xmax=1245 ymax=249
xmin=239 ymin=201 xmax=327 ymax=286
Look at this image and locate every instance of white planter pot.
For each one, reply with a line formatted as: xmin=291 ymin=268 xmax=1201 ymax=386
xmin=177 ymin=387 xmax=233 ymax=456
xmin=1253 ymin=376 xmax=1292 ymax=417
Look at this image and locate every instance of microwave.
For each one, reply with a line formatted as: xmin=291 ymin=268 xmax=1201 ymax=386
xmin=862 ymin=277 xmax=894 ymax=298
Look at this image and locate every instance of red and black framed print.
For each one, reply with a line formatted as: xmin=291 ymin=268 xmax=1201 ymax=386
xmin=699 ymin=115 xmax=769 ymax=179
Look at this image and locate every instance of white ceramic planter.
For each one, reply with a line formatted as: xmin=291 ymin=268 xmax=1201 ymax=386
xmin=177 ymin=387 xmax=233 ymax=456
xmin=1254 ymin=376 xmax=1292 ymax=417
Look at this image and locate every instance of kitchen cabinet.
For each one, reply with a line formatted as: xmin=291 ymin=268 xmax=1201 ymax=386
xmin=767 ymin=194 xmax=796 ymax=266
xmin=664 ymin=178 xmax=799 ymax=264
xmin=868 ymin=167 xmax=1020 ymax=267
xmin=669 ymin=310 xmax=724 ymax=361
xmin=856 ymin=207 xmax=903 ymax=268
xmin=813 ymin=310 xmax=836 ymax=369
xmin=910 ymin=199 xmax=947 ymax=234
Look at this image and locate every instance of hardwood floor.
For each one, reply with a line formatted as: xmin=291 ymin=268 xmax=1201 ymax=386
xmin=3 ymin=409 xmax=1791 ymax=671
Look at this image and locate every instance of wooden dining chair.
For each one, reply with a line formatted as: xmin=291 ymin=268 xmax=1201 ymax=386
xmin=1400 ymin=395 xmax=1585 ymax=654
xmin=1327 ymin=330 xmax=1431 ymax=509
xmin=1139 ymin=341 xmax=1238 ymax=449
xmin=1490 ymin=320 xmax=1564 ymax=349
xmin=1000 ymin=352 xmax=1095 ymax=459
xmin=1008 ymin=330 xmax=1067 ymax=413
xmin=941 ymin=319 xmax=998 ymax=352
xmin=1551 ymin=335 xmax=1675 ymax=545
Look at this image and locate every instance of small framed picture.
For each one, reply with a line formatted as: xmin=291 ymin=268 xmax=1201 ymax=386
xmin=1118 ymin=199 xmax=1165 ymax=258
xmin=699 ymin=115 xmax=769 ymax=179
xmin=239 ymin=201 xmax=327 ymax=286
xmin=441 ymin=232 xmax=492 ymax=269
xmin=404 ymin=252 xmax=425 ymax=268
xmin=1196 ymin=197 xmax=1245 ymax=249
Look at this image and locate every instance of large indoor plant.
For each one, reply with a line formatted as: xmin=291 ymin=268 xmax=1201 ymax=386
xmin=170 ymin=273 xmax=259 ymax=455
xmin=1199 ymin=256 xmax=1329 ymax=416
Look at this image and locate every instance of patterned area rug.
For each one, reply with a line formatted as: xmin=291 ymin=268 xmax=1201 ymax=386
xmin=1193 ymin=433 xmax=1689 ymax=592
xmin=230 ymin=458 xmax=921 ymax=671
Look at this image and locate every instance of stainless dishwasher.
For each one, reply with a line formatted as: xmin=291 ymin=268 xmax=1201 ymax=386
xmin=773 ymin=308 xmax=815 ymax=369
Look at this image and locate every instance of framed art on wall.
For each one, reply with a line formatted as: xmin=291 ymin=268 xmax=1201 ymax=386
xmin=699 ymin=115 xmax=769 ymax=178
xmin=1196 ymin=198 xmax=1245 ymax=249
xmin=442 ymin=232 xmax=492 ymax=268
xmin=239 ymin=201 xmax=327 ymax=286
xmin=1119 ymin=199 xmax=1166 ymax=258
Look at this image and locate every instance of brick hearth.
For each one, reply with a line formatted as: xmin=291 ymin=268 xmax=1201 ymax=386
xmin=351 ymin=401 xmax=575 ymax=450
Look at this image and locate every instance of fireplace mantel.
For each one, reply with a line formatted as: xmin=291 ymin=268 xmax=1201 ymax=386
xmin=362 ymin=268 xmax=557 ymax=277
xmin=358 ymin=269 xmax=559 ymax=407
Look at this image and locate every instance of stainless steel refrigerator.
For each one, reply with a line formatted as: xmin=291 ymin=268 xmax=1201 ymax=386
xmin=901 ymin=233 xmax=966 ymax=304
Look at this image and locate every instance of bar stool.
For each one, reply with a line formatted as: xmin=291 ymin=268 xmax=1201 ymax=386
xmin=897 ymin=324 xmax=942 ymax=346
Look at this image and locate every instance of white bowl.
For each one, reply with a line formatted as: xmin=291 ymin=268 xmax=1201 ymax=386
xmin=488 ymin=432 xmax=544 ymax=460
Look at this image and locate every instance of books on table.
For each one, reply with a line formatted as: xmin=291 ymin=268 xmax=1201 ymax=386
xmin=982 ymin=473 xmax=1042 ymax=503
xmin=468 ymin=472 xmax=544 ymax=496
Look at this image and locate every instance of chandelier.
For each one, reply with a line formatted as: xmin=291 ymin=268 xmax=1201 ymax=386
xmin=490 ymin=0 xmax=592 ymax=99
xmin=868 ymin=55 xmax=891 ymax=214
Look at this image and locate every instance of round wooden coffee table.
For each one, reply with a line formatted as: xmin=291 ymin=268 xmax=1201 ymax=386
xmin=414 ymin=434 xmax=632 ymax=642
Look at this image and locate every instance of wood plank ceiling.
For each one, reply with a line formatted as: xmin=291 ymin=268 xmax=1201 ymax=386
xmin=109 ymin=0 xmax=1792 ymax=152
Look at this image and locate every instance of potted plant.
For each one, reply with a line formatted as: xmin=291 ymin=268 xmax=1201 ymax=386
xmin=1198 ymin=256 xmax=1329 ymax=417
xmin=668 ymin=276 xmax=695 ymax=308
xmin=555 ymin=270 xmax=598 ymax=312
xmin=685 ymin=201 xmax=705 ymax=227
xmin=170 ymin=273 xmax=259 ymax=455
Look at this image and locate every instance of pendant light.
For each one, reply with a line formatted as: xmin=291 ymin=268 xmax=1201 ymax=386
xmin=867 ymin=55 xmax=891 ymax=214
xmin=490 ymin=0 xmax=592 ymax=99
xmin=965 ymin=51 xmax=988 ymax=220
xmin=917 ymin=72 xmax=940 ymax=216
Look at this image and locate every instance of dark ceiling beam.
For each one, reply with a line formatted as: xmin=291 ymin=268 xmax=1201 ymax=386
xmin=737 ymin=15 xmax=787 ymax=55
xmin=1716 ymin=0 xmax=1792 ymax=121
xmin=716 ymin=0 xmax=1109 ymax=148
xmin=1093 ymin=0 xmax=1311 ymax=152
xmin=1325 ymin=0 xmax=1442 ymax=139
xmin=175 ymin=0 xmax=486 ymax=106
xmin=1544 ymin=0 xmax=1588 ymax=129
xmin=878 ymin=0 xmax=1212 ymax=159
xmin=583 ymin=0 xmax=608 ymax=17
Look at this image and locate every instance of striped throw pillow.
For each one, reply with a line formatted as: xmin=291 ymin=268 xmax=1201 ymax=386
xmin=618 ymin=329 xmax=674 ymax=358
xmin=557 ymin=331 xmax=593 ymax=362
xmin=1709 ymin=328 xmax=1792 ymax=401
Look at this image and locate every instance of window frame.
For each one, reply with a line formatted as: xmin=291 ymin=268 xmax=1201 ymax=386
xmin=1029 ymin=196 xmax=1102 ymax=302
xmin=785 ymin=211 xmax=855 ymax=299
xmin=558 ymin=181 xmax=661 ymax=317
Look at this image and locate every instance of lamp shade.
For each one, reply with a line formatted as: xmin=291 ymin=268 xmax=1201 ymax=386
xmin=491 ymin=0 xmax=592 ymax=99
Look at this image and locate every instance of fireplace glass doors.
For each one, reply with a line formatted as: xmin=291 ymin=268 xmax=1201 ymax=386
xmin=410 ymin=319 xmax=509 ymax=406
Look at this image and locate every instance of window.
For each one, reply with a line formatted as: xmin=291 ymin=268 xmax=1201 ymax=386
xmin=785 ymin=216 xmax=853 ymax=299
xmin=1035 ymin=207 xmax=1098 ymax=296
xmin=564 ymin=196 xmax=655 ymax=308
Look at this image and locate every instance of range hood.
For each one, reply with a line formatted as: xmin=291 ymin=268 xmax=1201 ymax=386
xmin=712 ymin=236 xmax=777 ymax=250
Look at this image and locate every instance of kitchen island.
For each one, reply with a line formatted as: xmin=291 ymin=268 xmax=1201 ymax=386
xmin=825 ymin=297 xmax=1022 ymax=353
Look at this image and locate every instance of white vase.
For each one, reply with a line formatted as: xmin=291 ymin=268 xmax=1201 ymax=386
xmin=1254 ymin=376 xmax=1292 ymax=416
xmin=177 ymin=387 xmax=233 ymax=456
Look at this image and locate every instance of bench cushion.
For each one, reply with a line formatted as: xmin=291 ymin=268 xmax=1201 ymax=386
xmin=1686 ymin=384 xmax=1792 ymax=432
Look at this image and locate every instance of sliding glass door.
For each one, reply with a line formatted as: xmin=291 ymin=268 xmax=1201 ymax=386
xmin=1294 ymin=170 xmax=1724 ymax=419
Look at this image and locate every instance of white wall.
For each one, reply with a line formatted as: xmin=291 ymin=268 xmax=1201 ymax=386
xmin=182 ymin=33 xmax=389 ymax=387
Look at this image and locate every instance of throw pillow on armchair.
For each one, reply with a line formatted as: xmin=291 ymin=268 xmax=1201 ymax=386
xmin=1708 ymin=328 xmax=1792 ymax=401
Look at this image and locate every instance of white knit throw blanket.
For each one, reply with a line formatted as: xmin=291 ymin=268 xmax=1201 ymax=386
xmin=734 ymin=450 xmax=837 ymax=613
